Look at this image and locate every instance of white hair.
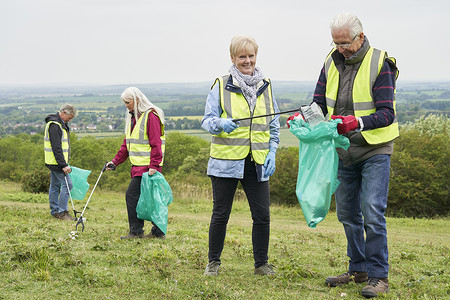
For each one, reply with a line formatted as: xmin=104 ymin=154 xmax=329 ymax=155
xmin=121 ymin=87 xmax=165 ymax=134
xmin=330 ymin=12 xmax=363 ymax=37
xmin=59 ymin=104 xmax=77 ymax=116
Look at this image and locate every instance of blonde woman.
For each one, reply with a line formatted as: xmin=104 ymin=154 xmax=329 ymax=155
xmin=106 ymin=87 xmax=166 ymax=239
xmin=201 ymin=36 xmax=280 ymax=276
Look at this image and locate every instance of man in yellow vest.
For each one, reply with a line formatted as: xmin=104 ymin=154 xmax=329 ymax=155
xmin=44 ymin=104 xmax=77 ymax=221
xmin=311 ymin=13 xmax=398 ymax=298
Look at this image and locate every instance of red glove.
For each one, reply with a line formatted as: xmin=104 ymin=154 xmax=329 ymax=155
xmin=331 ymin=115 xmax=359 ymax=134
xmin=287 ymin=112 xmax=304 ymax=128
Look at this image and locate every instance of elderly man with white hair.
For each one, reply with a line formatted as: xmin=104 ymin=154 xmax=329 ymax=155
xmin=44 ymin=104 xmax=77 ymax=221
xmin=311 ymin=12 xmax=399 ymax=298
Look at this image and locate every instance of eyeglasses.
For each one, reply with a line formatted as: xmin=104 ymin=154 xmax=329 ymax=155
xmin=330 ymin=34 xmax=359 ymax=49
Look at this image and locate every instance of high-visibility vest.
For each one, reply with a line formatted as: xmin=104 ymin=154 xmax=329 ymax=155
xmin=126 ymin=110 xmax=165 ymax=166
xmin=210 ymin=75 xmax=274 ymax=164
xmin=44 ymin=121 xmax=69 ymax=165
xmin=324 ymin=47 xmax=399 ymax=145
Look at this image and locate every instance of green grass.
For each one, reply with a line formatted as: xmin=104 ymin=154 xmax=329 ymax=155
xmin=0 ymin=180 xmax=448 ymax=299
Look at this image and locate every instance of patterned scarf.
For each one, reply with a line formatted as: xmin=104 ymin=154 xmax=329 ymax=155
xmin=229 ymin=65 xmax=265 ymax=110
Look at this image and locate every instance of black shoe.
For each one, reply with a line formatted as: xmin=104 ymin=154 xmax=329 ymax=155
xmin=120 ymin=233 xmax=145 ymax=240
xmin=144 ymin=232 xmax=166 ymax=239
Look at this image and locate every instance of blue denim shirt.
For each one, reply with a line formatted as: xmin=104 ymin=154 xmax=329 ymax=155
xmin=201 ymin=78 xmax=280 ymax=181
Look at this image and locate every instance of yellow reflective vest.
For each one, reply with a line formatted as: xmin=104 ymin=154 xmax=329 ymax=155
xmin=324 ymin=47 xmax=399 ymax=145
xmin=126 ymin=110 xmax=165 ymax=167
xmin=44 ymin=121 xmax=69 ymax=165
xmin=210 ymin=75 xmax=274 ymax=164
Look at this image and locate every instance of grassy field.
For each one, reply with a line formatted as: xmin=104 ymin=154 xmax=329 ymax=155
xmin=0 ymin=180 xmax=448 ymax=299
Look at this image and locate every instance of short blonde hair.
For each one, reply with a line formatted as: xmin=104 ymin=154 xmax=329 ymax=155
xmin=229 ymin=35 xmax=258 ymax=58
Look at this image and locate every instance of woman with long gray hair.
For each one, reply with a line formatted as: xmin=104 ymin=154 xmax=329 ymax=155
xmin=106 ymin=87 xmax=166 ymax=239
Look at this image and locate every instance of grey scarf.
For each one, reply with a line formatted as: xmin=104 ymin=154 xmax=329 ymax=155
xmin=229 ymin=65 xmax=265 ymax=110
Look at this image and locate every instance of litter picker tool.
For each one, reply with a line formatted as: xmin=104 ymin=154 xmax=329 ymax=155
xmin=232 ymin=103 xmax=325 ymax=127
xmin=232 ymin=107 xmax=305 ymax=122
xmin=75 ymin=162 xmax=115 ymax=232
xmin=65 ymin=175 xmax=81 ymax=221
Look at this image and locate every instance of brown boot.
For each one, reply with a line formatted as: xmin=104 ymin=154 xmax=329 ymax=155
xmin=59 ymin=211 xmax=75 ymax=221
xmin=361 ymin=277 xmax=389 ymax=298
xmin=63 ymin=211 xmax=76 ymax=221
xmin=52 ymin=212 xmax=63 ymax=219
xmin=325 ymin=270 xmax=368 ymax=287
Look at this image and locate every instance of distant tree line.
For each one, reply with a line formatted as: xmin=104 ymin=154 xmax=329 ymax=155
xmin=0 ymin=114 xmax=448 ymax=219
xmin=1 ymin=88 xmax=449 ymax=136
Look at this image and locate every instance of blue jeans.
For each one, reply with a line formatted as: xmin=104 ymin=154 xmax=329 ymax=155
xmin=49 ymin=170 xmax=72 ymax=216
xmin=335 ymin=154 xmax=390 ymax=278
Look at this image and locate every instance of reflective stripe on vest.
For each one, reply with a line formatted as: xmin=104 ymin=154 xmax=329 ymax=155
xmin=210 ymin=75 xmax=273 ymax=164
xmin=324 ymin=47 xmax=399 ymax=144
xmin=44 ymin=121 xmax=69 ymax=165
xmin=126 ymin=110 xmax=165 ymax=166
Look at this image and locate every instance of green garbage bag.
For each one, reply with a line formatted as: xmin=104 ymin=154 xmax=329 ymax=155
xmin=137 ymin=171 xmax=173 ymax=235
xmin=289 ymin=119 xmax=350 ymax=228
xmin=68 ymin=166 xmax=92 ymax=200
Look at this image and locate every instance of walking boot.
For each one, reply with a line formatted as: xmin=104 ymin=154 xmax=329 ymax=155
xmin=52 ymin=212 xmax=63 ymax=219
xmin=325 ymin=270 xmax=368 ymax=287
xmin=62 ymin=211 xmax=76 ymax=221
xmin=361 ymin=277 xmax=389 ymax=298
xmin=120 ymin=233 xmax=145 ymax=239
xmin=254 ymin=263 xmax=276 ymax=276
xmin=204 ymin=261 xmax=221 ymax=276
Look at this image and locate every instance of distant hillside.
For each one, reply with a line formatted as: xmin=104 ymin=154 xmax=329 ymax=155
xmin=0 ymin=81 xmax=449 ymax=98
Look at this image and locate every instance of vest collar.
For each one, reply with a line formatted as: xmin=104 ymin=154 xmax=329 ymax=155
xmin=345 ymin=36 xmax=370 ymax=65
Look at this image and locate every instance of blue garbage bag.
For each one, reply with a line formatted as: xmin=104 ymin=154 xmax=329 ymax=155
xmin=136 ymin=171 xmax=173 ymax=235
xmin=289 ymin=119 xmax=350 ymax=228
xmin=68 ymin=166 xmax=92 ymax=200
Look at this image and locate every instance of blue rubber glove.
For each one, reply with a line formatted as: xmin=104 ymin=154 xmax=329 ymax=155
xmin=264 ymin=151 xmax=276 ymax=177
xmin=220 ymin=118 xmax=238 ymax=134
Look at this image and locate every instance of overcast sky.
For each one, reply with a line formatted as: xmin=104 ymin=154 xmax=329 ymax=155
xmin=1 ymin=0 xmax=449 ymax=86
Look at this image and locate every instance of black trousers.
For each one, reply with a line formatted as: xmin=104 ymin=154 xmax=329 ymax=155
xmin=126 ymin=176 xmax=164 ymax=236
xmin=208 ymin=156 xmax=271 ymax=268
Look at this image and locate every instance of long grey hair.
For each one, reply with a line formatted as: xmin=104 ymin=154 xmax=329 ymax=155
xmin=121 ymin=87 xmax=165 ymax=134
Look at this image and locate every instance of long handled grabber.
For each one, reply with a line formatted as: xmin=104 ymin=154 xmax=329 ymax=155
xmin=232 ymin=107 xmax=304 ymax=122
xmin=75 ymin=162 xmax=114 ymax=232
xmin=232 ymin=103 xmax=325 ymax=126
xmin=64 ymin=175 xmax=81 ymax=221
